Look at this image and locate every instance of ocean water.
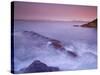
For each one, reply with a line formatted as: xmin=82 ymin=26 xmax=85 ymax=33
xmin=13 ymin=20 xmax=97 ymax=72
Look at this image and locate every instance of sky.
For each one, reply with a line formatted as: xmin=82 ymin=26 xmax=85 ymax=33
xmin=14 ymin=1 xmax=97 ymax=21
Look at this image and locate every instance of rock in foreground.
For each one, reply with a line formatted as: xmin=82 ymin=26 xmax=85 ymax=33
xmin=20 ymin=60 xmax=60 ymax=73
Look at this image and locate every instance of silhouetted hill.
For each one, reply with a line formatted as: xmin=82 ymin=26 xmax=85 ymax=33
xmin=81 ymin=19 xmax=97 ymax=28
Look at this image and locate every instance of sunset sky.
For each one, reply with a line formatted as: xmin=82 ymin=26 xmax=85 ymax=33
xmin=14 ymin=1 xmax=97 ymax=21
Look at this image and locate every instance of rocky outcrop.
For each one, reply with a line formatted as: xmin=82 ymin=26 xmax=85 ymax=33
xmin=50 ymin=39 xmax=65 ymax=50
xmin=81 ymin=19 xmax=97 ymax=28
xmin=20 ymin=60 xmax=60 ymax=73
xmin=23 ymin=31 xmax=66 ymax=51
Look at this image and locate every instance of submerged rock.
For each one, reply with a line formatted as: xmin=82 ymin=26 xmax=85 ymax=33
xmin=67 ymin=51 xmax=78 ymax=57
xmin=73 ymin=25 xmax=80 ymax=27
xmin=50 ymin=39 xmax=65 ymax=51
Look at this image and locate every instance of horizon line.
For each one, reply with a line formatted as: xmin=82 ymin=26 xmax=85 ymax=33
xmin=14 ymin=19 xmax=94 ymax=22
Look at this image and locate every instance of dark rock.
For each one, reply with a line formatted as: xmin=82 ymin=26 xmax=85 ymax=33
xmin=23 ymin=31 xmax=49 ymax=40
xmin=73 ymin=25 xmax=80 ymax=27
xmin=22 ymin=60 xmax=60 ymax=73
xmin=48 ymin=67 xmax=59 ymax=71
xmin=67 ymin=51 xmax=78 ymax=57
xmin=50 ymin=39 xmax=65 ymax=51
xmin=81 ymin=19 xmax=97 ymax=28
